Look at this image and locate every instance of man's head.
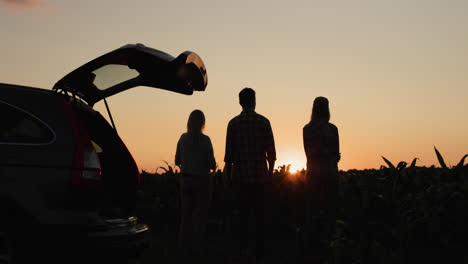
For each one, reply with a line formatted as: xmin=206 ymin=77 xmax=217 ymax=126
xmin=239 ymin=87 xmax=256 ymax=110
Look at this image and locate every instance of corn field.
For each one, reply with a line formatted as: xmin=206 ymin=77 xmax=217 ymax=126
xmin=136 ymin=148 xmax=468 ymax=264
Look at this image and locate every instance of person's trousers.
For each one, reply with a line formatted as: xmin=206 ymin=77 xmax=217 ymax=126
xmin=234 ymin=182 xmax=268 ymax=260
xmin=179 ymin=174 xmax=211 ymax=259
xmin=304 ymin=175 xmax=338 ymax=247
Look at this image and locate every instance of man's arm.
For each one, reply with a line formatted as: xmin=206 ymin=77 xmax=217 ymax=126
xmin=224 ymin=121 xmax=234 ymax=182
xmin=266 ymin=120 xmax=276 ymax=178
xmin=267 ymin=159 xmax=275 ymax=179
xmin=224 ymin=162 xmax=233 ymax=182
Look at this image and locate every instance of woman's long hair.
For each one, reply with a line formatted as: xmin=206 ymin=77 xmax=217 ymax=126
xmin=311 ymin=96 xmax=330 ymax=122
xmin=187 ymin=109 xmax=205 ymax=146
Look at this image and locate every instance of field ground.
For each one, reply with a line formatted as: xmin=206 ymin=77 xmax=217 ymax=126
xmin=136 ymin=233 xmax=305 ymax=264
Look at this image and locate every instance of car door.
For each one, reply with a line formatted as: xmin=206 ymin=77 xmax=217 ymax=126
xmin=53 ymin=43 xmax=208 ymax=107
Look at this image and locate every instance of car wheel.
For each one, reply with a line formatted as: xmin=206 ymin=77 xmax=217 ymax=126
xmin=0 ymin=231 xmax=14 ymax=264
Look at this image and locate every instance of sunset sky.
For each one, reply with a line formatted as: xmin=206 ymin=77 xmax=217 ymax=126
xmin=1 ymin=0 xmax=467 ymax=172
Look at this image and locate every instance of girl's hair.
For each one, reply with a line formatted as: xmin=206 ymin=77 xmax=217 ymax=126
xmin=187 ymin=110 xmax=205 ymax=145
xmin=311 ymin=96 xmax=330 ymax=122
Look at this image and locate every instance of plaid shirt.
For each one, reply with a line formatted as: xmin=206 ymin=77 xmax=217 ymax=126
xmin=224 ymin=110 xmax=276 ymax=183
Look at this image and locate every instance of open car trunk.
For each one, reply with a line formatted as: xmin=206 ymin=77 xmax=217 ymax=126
xmin=56 ymin=44 xmax=207 ymax=217
xmin=75 ymin=103 xmax=139 ymax=218
xmin=53 ymin=43 xmax=208 ymax=106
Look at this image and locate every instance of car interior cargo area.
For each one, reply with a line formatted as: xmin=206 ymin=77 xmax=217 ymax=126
xmin=73 ymin=101 xmax=139 ymax=218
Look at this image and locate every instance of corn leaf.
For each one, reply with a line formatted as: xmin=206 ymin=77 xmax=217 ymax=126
xmin=434 ymin=147 xmax=448 ymax=169
xmin=382 ymin=156 xmax=396 ymax=170
xmin=410 ymin=158 xmax=418 ymax=168
xmin=397 ymin=161 xmax=407 ymax=170
xmin=158 ymin=166 xmax=168 ymax=173
xmin=456 ymin=154 xmax=468 ymax=169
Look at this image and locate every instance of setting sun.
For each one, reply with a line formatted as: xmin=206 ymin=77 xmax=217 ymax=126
xmin=278 ymin=150 xmax=306 ymax=174
xmin=287 ymin=163 xmax=301 ymax=174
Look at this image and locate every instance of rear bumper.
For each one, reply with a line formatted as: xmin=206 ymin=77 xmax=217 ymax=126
xmin=12 ymin=216 xmax=150 ymax=262
xmin=33 ymin=216 xmax=150 ymax=253
xmin=87 ymin=216 xmax=150 ymax=250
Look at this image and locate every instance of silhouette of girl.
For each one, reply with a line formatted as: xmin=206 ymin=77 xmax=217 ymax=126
xmin=302 ymin=96 xmax=340 ymax=248
xmin=175 ymin=109 xmax=216 ymax=262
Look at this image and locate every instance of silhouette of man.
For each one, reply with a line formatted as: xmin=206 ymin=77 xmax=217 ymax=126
xmin=224 ymin=87 xmax=276 ymax=262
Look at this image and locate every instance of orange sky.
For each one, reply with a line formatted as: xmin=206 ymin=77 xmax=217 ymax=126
xmin=1 ymin=0 xmax=467 ymax=171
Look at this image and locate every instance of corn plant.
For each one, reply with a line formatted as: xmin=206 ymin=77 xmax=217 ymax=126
xmin=136 ymin=147 xmax=468 ymax=264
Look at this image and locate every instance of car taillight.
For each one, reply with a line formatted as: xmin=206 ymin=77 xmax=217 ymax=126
xmin=62 ymin=99 xmax=102 ymax=188
xmin=82 ymin=148 xmax=102 ymax=181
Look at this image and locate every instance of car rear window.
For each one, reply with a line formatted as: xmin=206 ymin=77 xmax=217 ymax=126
xmin=0 ymin=101 xmax=55 ymax=145
xmin=92 ymin=64 xmax=140 ymax=90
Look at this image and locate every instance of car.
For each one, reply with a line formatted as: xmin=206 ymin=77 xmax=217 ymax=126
xmin=0 ymin=43 xmax=208 ymax=263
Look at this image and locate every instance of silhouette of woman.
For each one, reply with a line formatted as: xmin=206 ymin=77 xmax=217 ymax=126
xmin=175 ymin=110 xmax=216 ymax=262
xmin=302 ymin=96 xmax=340 ymax=247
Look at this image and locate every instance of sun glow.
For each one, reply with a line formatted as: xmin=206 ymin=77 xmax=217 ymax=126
xmin=288 ymin=163 xmax=301 ymax=174
xmin=279 ymin=150 xmax=306 ymax=174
